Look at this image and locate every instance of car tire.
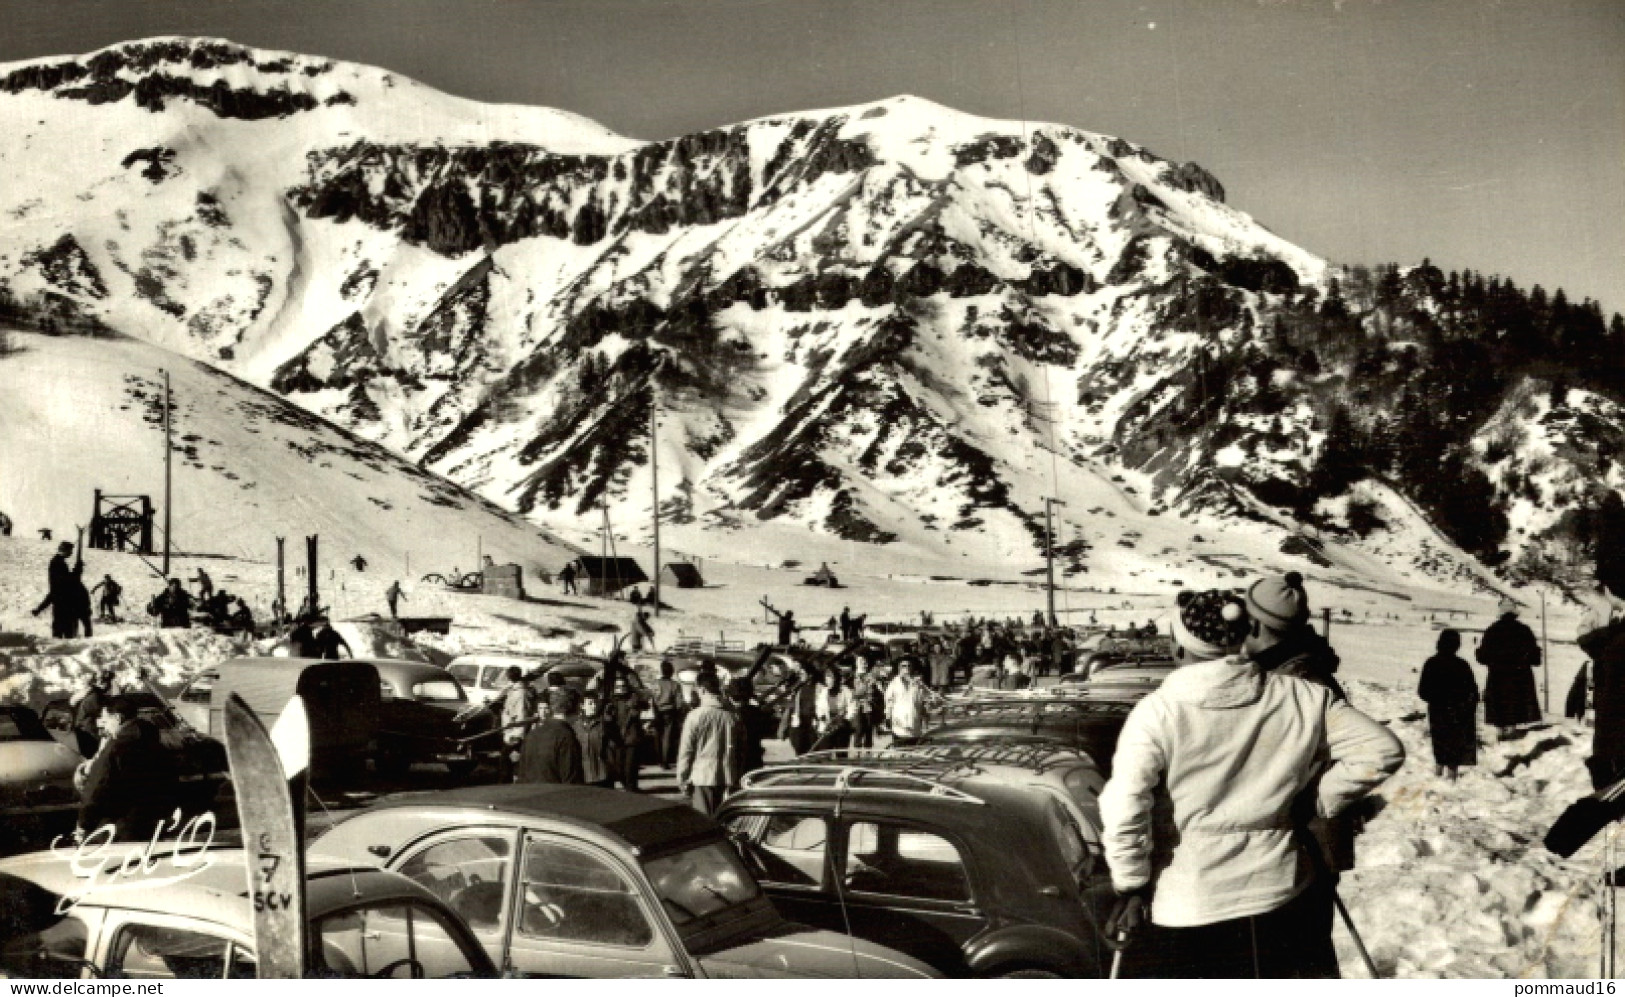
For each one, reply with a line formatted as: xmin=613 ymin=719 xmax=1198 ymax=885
xmin=444 ymin=759 xmax=477 ymax=780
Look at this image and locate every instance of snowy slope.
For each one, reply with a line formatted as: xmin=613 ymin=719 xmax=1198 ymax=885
xmin=0 ymin=329 xmax=579 ymax=574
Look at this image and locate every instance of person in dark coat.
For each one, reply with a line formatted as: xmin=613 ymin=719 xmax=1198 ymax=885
xmin=650 ymin=659 xmax=684 ymax=770
xmin=559 ymin=562 xmax=578 ymax=595
xmin=1417 ymin=629 xmax=1479 ymax=780
xmin=147 ymin=578 xmax=193 ymax=629
xmin=33 ymin=541 xmax=92 ymax=638
xmin=517 ymin=688 xmax=584 ymax=784
xmin=90 ymin=575 xmax=123 ymax=624
xmin=1476 ymin=600 xmax=1542 ymax=738
xmin=287 ymin=617 xmax=317 ymax=657
xmin=1577 ymin=580 xmax=1625 ymax=790
xmin=77 ymin=696 xmax=180 ymax=841
xmin=727 ymin=678 xmax=773 ymax=780
xmin=71 ymin=668 xmax=114 ymax=759
xmin=607 ymin=677 xmax=645 ymax=791
xmin=572 ymin=693 xmax=618 ymax=788
xmin=777 ymin=662 xmax=820 ymax=756
xmin=311 ymin=619 xmax=352 ymax=660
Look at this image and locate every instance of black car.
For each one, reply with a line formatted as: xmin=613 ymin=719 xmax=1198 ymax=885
xmin=919 ymin=692 xmax=1136 ymax=774
xmin=717 ymin=747 xmax=1114 ymax=978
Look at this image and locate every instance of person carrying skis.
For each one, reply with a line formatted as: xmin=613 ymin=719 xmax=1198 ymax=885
xmin=765 ymin=603 xmax=801 ymax=646
xmin=1476 ymin=598 xmax=1542 ymax=740
xmin=89 ymin=574 xmax=123 ymax=624
xmin=1100 ymin=588 xmax=1403 ymax=978
xmin=33 ymin=541 xmax=92 ymax=638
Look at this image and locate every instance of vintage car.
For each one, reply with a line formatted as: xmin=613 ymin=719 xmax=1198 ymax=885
xmin=311 ymin=784 xmax=937 ymax=978
xmin=175 ymin=658 xmax=380 ymax=784
xmin=448 ymin=652 xmax=651 ymax=708
xmin=372 ymin=660 xmax=501 ymax=779
xmin=718 ymin=747 xmax=1115 ymax=978
xmin=0 ymin=847 xmax=496 ymax=979
xmin=1079 ymin=635 xmax=1177 ymax=677
xmin=0 ymin=706 xmax=82 ymax=848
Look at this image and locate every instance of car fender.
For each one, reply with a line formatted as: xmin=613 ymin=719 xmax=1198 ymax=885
xmin=964 ymin=922 xmax=1100 ymax=977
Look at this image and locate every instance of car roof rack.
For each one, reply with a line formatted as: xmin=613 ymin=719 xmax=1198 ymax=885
xmin=739 ymin=750 xmax=987 ymax=805
xmin=900 ymin=741 xmax=1098 ymax=773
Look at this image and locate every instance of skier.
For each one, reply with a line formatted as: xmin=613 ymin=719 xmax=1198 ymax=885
xmin=89 ymin=574 xmax=123 ymax=624
xmin=628 ymin=609 xmax=654 ymax=653
xmin=559 ymin=561 xmax=578 ymax=595
xmin=147 ymin=578 xmax=192 ymax=629
xmin=310 ymin=617 xmax=352 ymax=660
xmin=32 ymin=541 xmax=92 ymax=638
xmin=839 ymin=607 xmax=853 ymax=643
xmin=385 ymin=579 xmax=406 ymax=618
xmin=1100 ymin=588 xmax=1403 ymax=978
xmin=229 ymin=597 xmax=254 ymax=631
xmin=1417 ymin=629 xmax=1479 ymax=781
xmin=765 ymin=603 xmax=801 ymax=646
xmin=1476 ymin=599 xmax=1542 ymax=739
xmin=351 ymin=554 xmax=367 ymax=572
xmin=191 ymin=567 xmax=213 ymax=600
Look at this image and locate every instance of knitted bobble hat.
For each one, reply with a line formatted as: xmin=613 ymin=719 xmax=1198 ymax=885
xmin=1245 ymin=571 xmax=1310 ymax=632
xmin=1172 ymin=588 xmax=1250 ymax=660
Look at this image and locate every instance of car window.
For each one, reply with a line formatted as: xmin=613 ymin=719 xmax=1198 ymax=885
xmin=0 ymin=913 xmax=92 ymax=978
xmin=479 ymin=667 xmax=507 ymax=691
xmin=518 ymin=838 xmax=653 ymax=948
xmin=0 ymin=709 xmax=49 ymax=742
xmin=642 ymin=841 xmax=761 ymax=929
xmin=843 ymin=822 xmax=971 ymax=903
xmin=728 ymin=814 xmax=827 ymax=888
xmin=109 ymin=924 xmax=234 ymax=980
xmin=397 ymin=834 xmax=512 ymax=936
xmin=312 ymin=903 xmax=479 ymax=979
xmin=41 ymin=703 xmax=76 ymax=732
xmin=411 ymin=679 xmax=466 ymax=703
xmin=447 ymin=663 xmax=479 ymax=687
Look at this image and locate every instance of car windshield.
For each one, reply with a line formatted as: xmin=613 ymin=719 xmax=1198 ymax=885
xmin=0 ymin=709 xmax=50 ymax=742
xmin=446 ymin=663 xmax=479 ymax=687
xmin=411 ymin=679 xmax=466 ymax=703
xmin=642 ymin=841 xmax=761 ymax=935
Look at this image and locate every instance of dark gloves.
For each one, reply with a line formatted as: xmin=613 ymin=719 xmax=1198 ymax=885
xmin=1103 ymin=888 xmax=1149 ymax=948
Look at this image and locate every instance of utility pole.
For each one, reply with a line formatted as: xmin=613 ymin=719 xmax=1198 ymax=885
xmin=161 ymin=369 xmax=172 ymax=576
xmin=1043 ymin=497 xmax=1065 ymax=626
xmin=1540 ymin=589 xmax=1550 ymax=714
xmin=275 ymin=537 xmax=286 ymax=623
xmin=650 ymin=381 xmax=661 ymax=617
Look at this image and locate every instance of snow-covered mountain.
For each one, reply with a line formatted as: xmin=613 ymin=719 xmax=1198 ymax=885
xmin=3 ymin=36 xmax=1619 ymax=592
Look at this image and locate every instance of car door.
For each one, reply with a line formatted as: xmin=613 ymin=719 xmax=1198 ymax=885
xmin=833 ymin=817 xmax=987 ymax=974
xmin=96 ymin=912 xmax=255 ymax=980
xmin=389 ymin=828 xmax=521 ymax=971
xmin=724 ymin=812 xmax=849 ymax=933
xmin=503 ymin=831 xmax=684 ymax=978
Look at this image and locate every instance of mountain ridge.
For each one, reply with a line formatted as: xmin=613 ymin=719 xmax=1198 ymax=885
xmin=3 ymin=35 xmax=1620 ymax=597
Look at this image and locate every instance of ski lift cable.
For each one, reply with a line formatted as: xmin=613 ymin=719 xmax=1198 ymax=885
xmin=1010 ymin=3 xmax=1072 ymax=623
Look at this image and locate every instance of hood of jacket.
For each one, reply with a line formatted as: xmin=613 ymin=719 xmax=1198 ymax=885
xmin=1155 ymin=655 xmax=1262 ymax=709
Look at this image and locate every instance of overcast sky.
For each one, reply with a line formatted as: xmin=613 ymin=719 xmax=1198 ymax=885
xmin=4 ymin=0 xmax=1621 ymax=315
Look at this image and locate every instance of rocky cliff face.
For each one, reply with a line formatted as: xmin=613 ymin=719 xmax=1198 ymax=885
xmin=3 ymin=37 xmax=1620 ymax=590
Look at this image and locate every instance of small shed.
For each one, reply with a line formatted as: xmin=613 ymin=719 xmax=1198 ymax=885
xmin=661 ymin=562 xmax=704 ymax=589
xmin=569 ymin=556 xmax=648 ymax=597
xmin=481 ymin=562 xmax=526 ymax=600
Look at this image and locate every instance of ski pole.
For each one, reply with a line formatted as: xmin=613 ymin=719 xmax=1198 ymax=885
xmin=1330 ymin=884 xmax=1379 ymax=979
xmin=1298 ymin=826 xmax=1380 ymax=978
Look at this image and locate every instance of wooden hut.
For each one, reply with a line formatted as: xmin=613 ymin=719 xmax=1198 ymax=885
xmin=569 ymin=556 xmax=648 ymax=597
xmin=661 ymin=562 xmax=704 ymax=589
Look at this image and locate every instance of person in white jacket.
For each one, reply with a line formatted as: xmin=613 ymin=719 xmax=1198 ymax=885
xmin=1099 ymin=588 xmax=1404 ymax=978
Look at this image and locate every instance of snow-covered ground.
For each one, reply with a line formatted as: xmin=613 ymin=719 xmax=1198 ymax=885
xmin=0 ymin=511 xmax=1609 ymax=978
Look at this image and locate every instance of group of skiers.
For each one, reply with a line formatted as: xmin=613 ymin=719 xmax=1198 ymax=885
xmin=493 ymin=658 xmax=776 ymax=818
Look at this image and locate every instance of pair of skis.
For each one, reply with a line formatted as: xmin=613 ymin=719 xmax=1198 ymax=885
xmin=1543 ymin=775 xmax=1625 ymax=977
